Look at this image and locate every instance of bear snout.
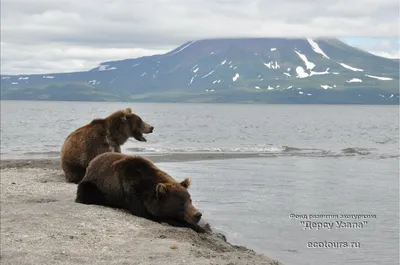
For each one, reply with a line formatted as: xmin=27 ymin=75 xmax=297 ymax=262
xmin=194 ymin=212 xmax=202 ymax=223
xmin=185 ymin=209 xmax=202 ymax=224
xmin=142 ymin=123 xmax=154 ymax=134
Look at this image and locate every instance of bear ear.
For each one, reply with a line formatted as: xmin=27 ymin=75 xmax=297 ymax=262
xmin=124 ymin=108 xmax=132 ymax=115
xmin=180 ymin=178 xmax=191 ymax=189
xmin=121 ymin=108 xmax=132 ymax=122
xmin=156 ymin=183 xmax=168 ymax=199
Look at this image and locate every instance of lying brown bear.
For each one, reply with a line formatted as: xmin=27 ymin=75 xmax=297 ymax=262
xmin=75 ymin=152 xmax=207 ymax=233
xmin=60 ymin=108 xmax=154 ymax=184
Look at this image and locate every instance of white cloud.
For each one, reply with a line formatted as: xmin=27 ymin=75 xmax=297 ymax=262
xmin=344 ymin=38 xmax=400 ymax=59
xmin=369 ymin=51 xmax=400 ymax=59
xmin=1 ymin=0 xmax=399 ymax=74
xmin=0 ymin=42 xmax=171 ymax=74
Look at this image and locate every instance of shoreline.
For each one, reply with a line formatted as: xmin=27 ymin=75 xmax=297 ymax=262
xmin=2 ymin=146 xmax=397 ymax=168
xmin=0 ymin=156 xmax=283 ymax=265
xmin=0 ymin=152 xmax=276 ymax=170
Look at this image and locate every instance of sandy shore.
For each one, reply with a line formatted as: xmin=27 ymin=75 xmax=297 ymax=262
xmin=0 ymin=156 xmax=282 ymax=265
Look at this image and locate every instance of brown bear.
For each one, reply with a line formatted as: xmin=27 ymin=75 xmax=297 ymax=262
xmin=75 ymin=152 xmax=207 ymax=233
xmin=60 ymin=108 xmax=154 ymax=184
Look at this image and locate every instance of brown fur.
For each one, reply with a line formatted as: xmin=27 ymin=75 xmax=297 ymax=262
xmin=60 ymin=108 xmax=154 ymax=184
xmin=75 ymin=152 xmax=206 ymax=233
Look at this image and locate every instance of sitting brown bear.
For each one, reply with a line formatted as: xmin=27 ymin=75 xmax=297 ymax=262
xmin=60 ymin=108 xmax=154 ymax=184
xmin=75 ymin=152 xmax=206 ymax=233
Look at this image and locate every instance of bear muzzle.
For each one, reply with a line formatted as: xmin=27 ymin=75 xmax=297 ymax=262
xmin=193 ymin=212 xmax=202 ymax=223
xmin=185 ymin=207 xmax=202 ymax=224
xmin=142 ymin=122 xmax=154 ymax=134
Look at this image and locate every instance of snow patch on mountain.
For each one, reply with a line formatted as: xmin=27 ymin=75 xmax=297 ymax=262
xmin=311 ymin=68 xmax=330 ymax=76
xmin=221 ymin=60 xmax=227 ymax=65
xmin=88 ymin=80 xmax=100 ymax=85
xmin=189 ymin=75 xmax=196 ymax=84
xmin=96 ymin=65 xmax=117 ymax=71
xmin=18 ymin=77 xmax=29 ymax=80
xmin=346 ymin=78 xmax=362 ymax=83
xmin=296 ymin=67 xmax=309 ymax=78
xmin=365 ymin=74 xmax=393 ymax=81
xmin=284 ymin=72 xmax=291 ymax=77
xmin=338 ymin=63 xmax=363 ymax=72
xmin=271 ymin=48 xmax=276 ymax=51
xmin=263 ymin=61 xmax=280 ymax=69
xmin=43 ymin=76 xmax=54 ymax=79
xmin=202 ymin=70 xmax=214 ymax=78
xmin=168 ymin=41 xmax=196 ymax=56
xmin=232 ymin=73 xmax=239 ymax=81
xmin=295 ymin=66 xmax=329 ymax=78
xmin=321 ymin=85 xmax=332 ymax=89
xmin=193 ymin=67 xmax=199 ymax=73
xmin=307 ymin=39 xmax=330 ymax=59
xmin=295 ymin=50 xmax=315 ymax=70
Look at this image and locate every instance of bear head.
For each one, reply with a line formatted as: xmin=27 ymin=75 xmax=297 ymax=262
xmin=153 ymin=178 xmax=202 ymax=225
xmin=109 ymin=107 xmax=154 ymax=142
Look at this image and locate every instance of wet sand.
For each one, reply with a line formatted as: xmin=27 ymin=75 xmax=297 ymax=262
xmin=0 ymin=155 xmax=282 ymax=265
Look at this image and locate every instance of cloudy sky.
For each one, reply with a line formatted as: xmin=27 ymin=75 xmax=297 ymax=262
xmin=1 ymin=0 xmax=399 ymax=75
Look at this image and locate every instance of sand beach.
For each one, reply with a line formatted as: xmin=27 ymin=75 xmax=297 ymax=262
xmin=0 ymin=154 xmax=282 ymax=265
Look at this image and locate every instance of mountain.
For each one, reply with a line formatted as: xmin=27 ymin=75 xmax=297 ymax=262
xmin=1 ymin=38 xmax=399 ymax=104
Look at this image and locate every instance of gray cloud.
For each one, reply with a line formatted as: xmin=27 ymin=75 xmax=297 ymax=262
xmin=1 ymin=0 xmax=399 ymax=74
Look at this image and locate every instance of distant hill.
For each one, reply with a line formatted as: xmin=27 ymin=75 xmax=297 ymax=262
xmin=1 ymin=38 xmax=399 ymax=104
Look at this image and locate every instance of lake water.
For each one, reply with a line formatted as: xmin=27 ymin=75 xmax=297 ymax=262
xmin=1 ymin=100 xmax=399 ymax=265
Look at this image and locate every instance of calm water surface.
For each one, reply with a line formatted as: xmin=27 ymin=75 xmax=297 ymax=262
xmin=1 ymin=100 xmax=399 ymax=265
